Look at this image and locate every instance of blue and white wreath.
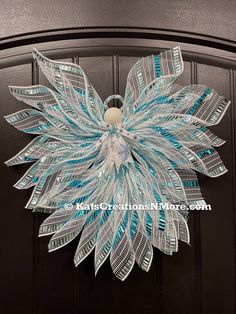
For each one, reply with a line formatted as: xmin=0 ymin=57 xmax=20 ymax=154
xmin=5 ymin=47 xmax=230 ymax=280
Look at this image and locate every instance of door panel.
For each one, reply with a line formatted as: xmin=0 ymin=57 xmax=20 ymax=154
xmin=197 ymin=65 xmax=235 ymax=314
xmin=0 ymin=65 xmax=35 ymax=314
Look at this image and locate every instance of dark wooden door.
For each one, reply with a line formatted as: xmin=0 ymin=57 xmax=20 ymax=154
xmin=0 ymin=3 xmax=235 ymax=314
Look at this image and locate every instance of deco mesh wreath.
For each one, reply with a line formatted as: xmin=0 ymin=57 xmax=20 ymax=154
xmin=5 ymin=47 xmax=230 ymax=281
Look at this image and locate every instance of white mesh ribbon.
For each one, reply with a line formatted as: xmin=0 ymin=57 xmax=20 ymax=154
xmin=5 ymin=47 xmax=230 ymax=281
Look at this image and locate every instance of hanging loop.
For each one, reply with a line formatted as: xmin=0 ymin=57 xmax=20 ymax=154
xmin=104 ymin=94 xmax=124 ymax=109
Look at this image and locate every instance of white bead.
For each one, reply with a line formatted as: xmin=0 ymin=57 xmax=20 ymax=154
xmin=103 ymin=107 xmax=123 ymax=125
